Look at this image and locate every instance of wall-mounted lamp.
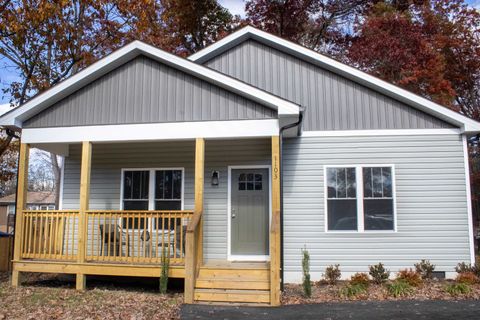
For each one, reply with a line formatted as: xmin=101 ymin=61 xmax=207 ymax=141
xmin=211 ymin=171 xmax=219 ymax=186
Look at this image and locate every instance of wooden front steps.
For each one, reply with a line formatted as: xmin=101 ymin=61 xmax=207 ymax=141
xmin=193 ymin=261 xmax=271 ymax=305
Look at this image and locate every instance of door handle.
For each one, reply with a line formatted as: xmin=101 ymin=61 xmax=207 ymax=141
xmin=231 ymin=209 xmax=236 ymax=218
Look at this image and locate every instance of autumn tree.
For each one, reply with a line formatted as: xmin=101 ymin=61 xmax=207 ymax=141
xmin=348 ymin=0 xmax=480 ymax=112
xmin=245 ymin=0 xmax=376 ymax=55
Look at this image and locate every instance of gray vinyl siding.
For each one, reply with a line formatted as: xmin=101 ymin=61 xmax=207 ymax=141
xmin=282 ymin=134 xmax=470 ymax=281
xmin=24 ymin=55 xmax=276 ymax=128
xmin=203 ymin=39 xmax=453 ymax=131
xmin=62 ymin=138 xmax=271 ymax=260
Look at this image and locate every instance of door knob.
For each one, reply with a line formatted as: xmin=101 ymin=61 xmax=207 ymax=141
xmin=231 ymin=209 xmax=236 ymax=218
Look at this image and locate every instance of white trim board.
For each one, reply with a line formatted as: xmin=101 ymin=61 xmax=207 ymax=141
xmin=20 ymin=119 xmax=279 ymax=144
xmin=227 ymin=165 xmax=272 ymax=262
xmin=462 ymin=135 xmax=475 ymax=265
xmin=0 ymin=40 xmax=299 ymax=129
xmin=190 ymin=26 xmax=480 ymax=133
xmin=301 ymin=128 xmax=460 ymax=137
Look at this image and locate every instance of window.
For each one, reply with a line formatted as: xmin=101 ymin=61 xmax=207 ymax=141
xmin=363 ymin=167 xmax=394 ymax=231
xmin=326 ymin=166 xmax=395 ymax=232
xmin=327 ymin=167 xmax=357 ymax=230
xmin=238 ymin=173 xmax=263 ymax=191
xmin=7 ymin=205 xmax=15 ymax=215
xmin=121 ymin=168 xmax=183 ymax=229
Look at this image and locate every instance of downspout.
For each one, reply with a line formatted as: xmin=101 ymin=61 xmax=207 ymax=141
xmin=278 ymin=108 xmax=304 ymax=291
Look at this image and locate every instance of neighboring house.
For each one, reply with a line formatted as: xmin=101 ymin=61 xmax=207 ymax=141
xmin=0 ymin=26 xmax=479 ymax=305
xmin=0 ymin=192 xmax=55 ymax=233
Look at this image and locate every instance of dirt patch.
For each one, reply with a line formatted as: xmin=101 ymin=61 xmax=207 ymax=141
xmin=0 ymin=272 xmax=182 ymax=320
xmin=282 ymin=280 xmax=480 ymax=305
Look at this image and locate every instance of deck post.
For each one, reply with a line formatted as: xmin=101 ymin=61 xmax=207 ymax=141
xmin=11 ymin=143 xmax=29 ymax=287
xmin=185 ymin=138 xmax=205 ymax=304
xmin=270 ymin=136 xmax=281 ymax=306
xmin=77 ymin=141 xmax=92 ymax=291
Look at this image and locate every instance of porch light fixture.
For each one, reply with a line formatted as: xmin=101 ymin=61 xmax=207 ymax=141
xmin=211 ymin=171 xmax=219 ymax=186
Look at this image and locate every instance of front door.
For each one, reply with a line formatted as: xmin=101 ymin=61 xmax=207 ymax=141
xmin=230 ymin=168 xmax=269 ymax=259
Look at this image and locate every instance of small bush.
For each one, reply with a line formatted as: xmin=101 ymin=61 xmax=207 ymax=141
xmin=323 ymin=264 xmax=341 ymax=285
xmin=445 ymin=283 xmax=471 ymax=296
xmin=455 ymin=262 xmax=478 ymax=275
xmin=456 ymin=272 xmax=478 ymax=285
xmin=387 ymin=280 xmax=413 ymax=298
xmin=350 ymin=273 xmax=370 ymax=287
xmin=369 ymin=263 xmax=390 ymax=284
xmin=302 ymin=248 xmax=312 ymax=298
xmin=414 ymin=260 xmax=435 ymax=279
xmin=396 ymin=269 xmax=422 ymax=287
xmin=340 ymin=283 xmax=368 ymax=298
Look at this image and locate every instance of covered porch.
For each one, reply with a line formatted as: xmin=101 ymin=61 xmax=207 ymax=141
xmin=11 ymin=136 xmax=281 ymax=305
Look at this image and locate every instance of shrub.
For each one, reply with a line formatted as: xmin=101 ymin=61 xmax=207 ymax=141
xmin=396 ymin=269 xmax=422 ymax=287
xmin=350 ymin=273 xmax=370 ymax=287
xmin=159 ymin=247 xmax=169 ymax=294
xmin=387 ymin=280 xmax=413 ymax=298
xmin=455 ymin=262 xmax=478 ymax=275
xmin=445 ymin=283 xmax=471 ymax=296
xmin=456 ymin=272 xmax=478 ymax=285
xmin=414 ymin=260 xmax=435 ymax=279
xmin=340 ymin=283 xmax=368 ymax=298
xmin=369 ymin=263 xmax=390 ymax=284
xmin=323 ymin=264 xmax=341 ymax=285
xmin=302 ymin=248 xmax=312 ymax=297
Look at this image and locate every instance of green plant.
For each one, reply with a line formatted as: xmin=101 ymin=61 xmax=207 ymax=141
xmin=323 ymin=264 xmax=341 ymax=285
xmin=456 ymin=272 xmax=478 ymax=285
xmin=387 ymin=280 xmax=413 ymax=297
xmin=396 ymin=269 xmax=422 ymax=287
xmin=455 ymin=262 xmax=479 ymax=276
xmin=414 ymin=260 xmax=435 ymax=279
xmin=302 ymin=248 xmax=312 ymax=297
xmin=445 ymin=283 xmax=472 ymax=296
xmin=340 ymin=283 xmax=368 ymax=298
xmin=369 ymin=263 xmax=390 ymax=284
xmin=159 ymin=247 xmax=170 ymax=294
xmin=350 ymin=272 xmax=370 ymax=287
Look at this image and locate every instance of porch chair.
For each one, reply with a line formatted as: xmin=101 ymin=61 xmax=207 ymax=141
xmin=99 ymin=224 xmax=128 ymax=257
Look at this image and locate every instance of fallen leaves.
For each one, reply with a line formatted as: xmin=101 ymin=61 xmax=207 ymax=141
xmin=0 ymin=272 xmax=182 ymax=320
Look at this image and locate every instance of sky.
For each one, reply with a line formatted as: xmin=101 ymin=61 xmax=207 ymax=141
xmin=0 ymin=0 xmax=478 ymax=104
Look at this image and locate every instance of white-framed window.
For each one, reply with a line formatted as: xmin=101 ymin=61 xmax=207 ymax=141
xmin=325 ymin=165 xmax=396 ymax=232
xmin=7 ymin=204 xmax=15 ymax=215
xmin=120 ymin=168 xmax=184 ymax=229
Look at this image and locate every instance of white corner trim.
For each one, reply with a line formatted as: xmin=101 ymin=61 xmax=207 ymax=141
xmin=58 ymin=156 xmax=65 ymax=210
xmin=227 ymin=165 xmax=272 ymax=262
xmin=20 ymin=119 xmax=280 ymax=144
xmin=0 ymin=40 xmax=299 ymax=128
xmin=462 ymin=135 xmax=475 ymax=264
xmin=302 ymin=128 xmax=461 ymax=137
xmin=190 ymin=26 xmax=480 ymax=133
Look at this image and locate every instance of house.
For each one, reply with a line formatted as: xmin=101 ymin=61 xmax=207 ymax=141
xmin=0 ymin=26 xmax=478 ymax=305
xmin=0 ymin=191 xmax=55 ymax=233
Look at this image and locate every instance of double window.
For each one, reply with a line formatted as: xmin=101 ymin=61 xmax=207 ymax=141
xmin=121 ymin=168 xmax=183 ymax=228
xmin=326 ymin=165 xmax=395 ymax=232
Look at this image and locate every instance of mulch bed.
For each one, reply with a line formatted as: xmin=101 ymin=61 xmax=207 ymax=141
xmin=0 ymin=272 xmax=182 ymax=320
xmin=281 ymin=280 xmax=480 ymax=305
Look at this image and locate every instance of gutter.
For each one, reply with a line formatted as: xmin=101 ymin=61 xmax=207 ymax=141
xmin=278 ymin=108 xmax=304 ymax=290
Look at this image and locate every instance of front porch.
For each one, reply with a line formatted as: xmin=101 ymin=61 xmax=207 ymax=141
xmin=11 ymin=137 xmax=281 ymax=305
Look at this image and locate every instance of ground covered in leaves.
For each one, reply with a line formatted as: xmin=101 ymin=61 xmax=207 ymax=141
xmin=0 ymin=272 xmax=182 ymax=320
xmin=282 ymin=280 xmax=480 ymax=305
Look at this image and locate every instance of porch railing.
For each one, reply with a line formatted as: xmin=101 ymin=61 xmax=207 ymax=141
xmin=85 ymin=210 xmax=193 ymax=264
xmin=20 ymin=210 xmax=79 ymax=261
xmin=18 ymin=210 xmax=193 ymax=265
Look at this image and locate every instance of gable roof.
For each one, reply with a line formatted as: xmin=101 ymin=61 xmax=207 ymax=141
xmin=0 ymin=40 xmax=300 ymax=129
xmin=189 ymin=26 xmax=480 ymax=134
